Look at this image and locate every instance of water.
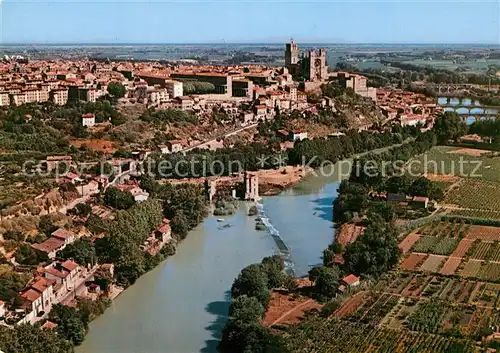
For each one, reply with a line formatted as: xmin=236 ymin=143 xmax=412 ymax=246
xmin=77 ymin=174 xmax=341 ymax=353
xmin=438 ymin=97 xmax=499 ymax=125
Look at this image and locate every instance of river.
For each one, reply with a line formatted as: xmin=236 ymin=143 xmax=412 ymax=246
xmin=76 ymin=169 xmax=343 ymax=353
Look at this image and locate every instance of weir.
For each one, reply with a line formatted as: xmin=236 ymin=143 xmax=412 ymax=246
xmin=255 ymin=202 xmax=294 ymax=274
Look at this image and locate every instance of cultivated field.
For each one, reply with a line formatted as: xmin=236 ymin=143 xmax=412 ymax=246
xmin=460 ymin=260 xmax=483 ymax=278
xmin=419 ymin=255 xmax=446 ymax=272
xmin=401 ymin=253 xmax=427 ymax=270
xmin=445 ymin=179 xmax=500 ymax=212
xmin=399 ymin=232 xmax=421 ymax=253
xmin=467 ymin=225 xmax=500 ymax=241
xmin=440 ymin=257 xmax=462 ymax=275
xmin=450 ymin=239 xmax=474 ymax=257
xmin=408 ymin=146 xmax=500 ymax=183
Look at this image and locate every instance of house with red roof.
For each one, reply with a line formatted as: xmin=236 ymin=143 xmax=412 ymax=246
xmin=341 ymin=274 xmax=360 ymax=288
xmin=44 ymin=260 xmax=82 ymax=293
xmin=17 ymin=277 xmax=56 ymax=324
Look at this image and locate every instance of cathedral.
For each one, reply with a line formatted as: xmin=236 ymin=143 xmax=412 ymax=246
xmin=285 ymin=40 xmax=328 ymax=82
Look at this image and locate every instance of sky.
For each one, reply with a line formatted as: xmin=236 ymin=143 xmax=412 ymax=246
xmin=0 ymin=0 xmax=499 ymax=44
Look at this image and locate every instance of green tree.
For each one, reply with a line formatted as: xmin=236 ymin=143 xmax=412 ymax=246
xmin=314 ymin=266 xmax=340 ymax=300
xmin=0 ymin=324 xmax=73 ymax=353
xmin=433 ymin=112 xmax=467 ymax=144
xmin=344 ymin=221 xmax=401 ymax=277
xmin=231 ymin=264 xmax=270 ymax=308
xmin=228 ymin=295 xmax=265 ymax=324
xmin=260 ymin=255 xmax=286 ymax=289
xmin=103 ymin=186 xmax=134 ymax=210
xmin=107 ymin=82 xmax=126 ymax=98
xmin=48 ymin=304 xmax=86 ymax=345
xmin=57 ymin=238 xmax=96 ymax=266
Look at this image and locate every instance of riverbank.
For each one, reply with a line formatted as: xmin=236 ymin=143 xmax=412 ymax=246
xmin=167 ymin=165 xmax=314 ymax=196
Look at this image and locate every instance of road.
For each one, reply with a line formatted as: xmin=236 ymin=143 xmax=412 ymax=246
xmin=182 ymin=123 xmax=258 ymax=153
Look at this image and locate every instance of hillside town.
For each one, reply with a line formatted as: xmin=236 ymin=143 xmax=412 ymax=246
xmin=0 ymin=40 xmax=460 ymax=352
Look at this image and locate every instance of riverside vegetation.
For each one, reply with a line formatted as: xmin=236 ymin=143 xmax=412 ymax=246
xmin=217 ymin=112 xmax=499 ymax=352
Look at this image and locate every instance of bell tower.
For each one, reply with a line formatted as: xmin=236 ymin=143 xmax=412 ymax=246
xmin=285 ymin=39 xmax=299 ymax=69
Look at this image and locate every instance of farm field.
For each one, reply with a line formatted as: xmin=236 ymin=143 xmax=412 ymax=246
xmin=399 ymin=232 xmax=421 ymax=253
xmin=450 ymin=239 xmax=474 ymax=257
xmin=470 ymin=241 xmax=492 ymax=260
xmin=466 ymin=225 xmax=500 ymax=241
xmin=459 ymin=259 xmax=482 ymax=278
xmin=284 ymin=318 xmax=476 ymax=353
xmin=440 ymin=257 xmax=462 ymax=275
xmin=408 ymin=146 xmax=500 ymax=183
xmin=417 ymin=220 xmax=468 ymax=238
xmin=401 ymin=253 xmax=427 ymax=270
xmin=478 ymin=263 xmax=500 ymax=282
xmin=445 ymin=179 xmax=500 ymax=212
xmin=411 ymin=235 xmax=458 ymax=255
xmin=291 ymin=267 xmax=500 ymax=352
xmin=419 ymin=255 xmax=446 ymax=272
xmin=489 ymin=242 xmax=500 ymax=262
xmin=450 ymin=208 xmax=500 ymax=220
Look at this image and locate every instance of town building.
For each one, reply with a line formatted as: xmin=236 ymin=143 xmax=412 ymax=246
xmin=167 ymin=140 xmax=184 ymax=153
xmin=341 ymin=274 xmax=360 ymax=288
xmin=165 ymin=80 xmax=183 ymax=98
xmin=44 ymin=260 xmax=82 ymax=292
xmin=32 ymin=228 xmax=76 ymax=259
xmin=173 ymin=96 xmax=194 ymax=111
xmin=284 ymin=40 xmax=328 ymax=83
xmin=82 ymin=113 xmax=96 ymax=127
xmin=0 ymin=300 xmax=5 ymax=318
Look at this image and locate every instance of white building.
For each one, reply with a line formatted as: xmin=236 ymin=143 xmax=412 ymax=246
xmin=82 ymin=113 xmax=96 ymax=127
xmin=165 ymin=80 xmax=183 ymax=98
xmin=0 ymin=300 xmax=5 ymax=318
xmin=292 ymin=130 xmax=308 ymax=141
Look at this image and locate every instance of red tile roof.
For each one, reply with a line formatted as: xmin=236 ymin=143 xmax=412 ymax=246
xmin=61 ymin=260 xmax=79 ymax=272
xmin=31 ymin=278 xmax=53 ymax=293
xmin=52 ymin=228 xmax=75 ymax=240
xmin=20 ymin=288 xmax=42 ymax=303
xmin=45 ymin=267 xmax=69 ymax=279
xmin=342 ymin=274 xmax=360 ymax=285
xmin=32 ymin=237 xmax=66 ymax=254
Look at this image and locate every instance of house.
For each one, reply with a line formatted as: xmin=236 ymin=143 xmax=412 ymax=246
xmin=44 ymin=260 xmax=81 ymax=292
xmin=158 ymin=144 xmax=170 ymax=154
xmin=117 ymin=184 xmax=149 ymax=202
xmin=173 ymin=96 xmax=194 ymax=111
xmin=18 ymin=289 xmax=43 ymax=320
xmin=341 ymin=274 xmax=360 ymax=288
xmin=32 ymin=237 xmax=66 ymax=259
xmin=156 ymin=218 xmax=172 ymax=243
xmin=0 ymin=300 xmax=5 ymax=318
xmin=17 ymin=277 xmax=56 ymax=323
xmin=254 ymin=104 xmax=267 ymax=119
xmin=291 ymin=129 xmax=308 ymax=141
xmin=45 ymin=155 xmax=72 ymax=171
xmin=82 ymin=113 xmax=96 ymax=127
xmin=411 ymin=196 xmax=429 ymax=209
xmin=167 ymin=140 xmax=184 ymax=153
xmin=30 ymin=278 xmax=55 ymax=311
xmin=100 ymin=263 xmax=115 ymax=278
xmin=52 ymin=228 xmax=76 ymax=246
xmin=276 ymin=129 xmax=290 ymax=140
xmin=130 ymin=187 xmax=149 ymax=202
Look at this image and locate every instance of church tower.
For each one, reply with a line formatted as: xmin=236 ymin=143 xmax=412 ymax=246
xmin=285 ymin=39 xmax=299 ymax=69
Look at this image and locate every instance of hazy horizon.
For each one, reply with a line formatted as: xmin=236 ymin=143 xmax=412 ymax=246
xmin=1 ymin=1 xmax=498 ymax=45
